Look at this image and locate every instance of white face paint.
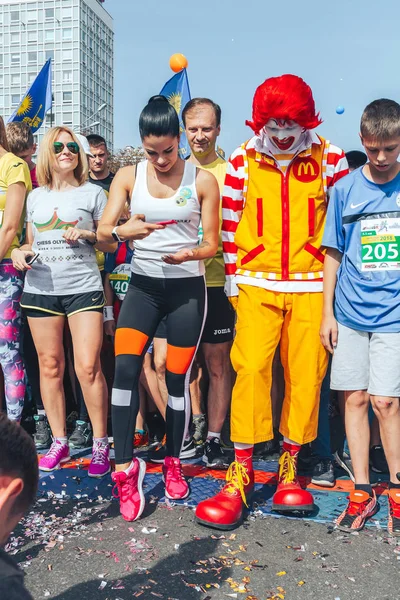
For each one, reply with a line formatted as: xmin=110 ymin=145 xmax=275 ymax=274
xmin=264 ymin=119 xmax=304 ymax=152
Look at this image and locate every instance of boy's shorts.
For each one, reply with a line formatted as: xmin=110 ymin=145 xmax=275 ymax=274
xmin=331 ymin=322 xmax=400 ymax=397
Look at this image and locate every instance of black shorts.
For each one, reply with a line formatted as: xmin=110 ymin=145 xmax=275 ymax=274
xmin=201 ymin=286 xmax=235 ymax=344
xmin=21 ymin=291 xmax=105 ymax=318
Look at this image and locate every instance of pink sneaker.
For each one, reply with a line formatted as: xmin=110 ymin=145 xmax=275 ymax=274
xmin=162 ymin=456 xmax=189 ymax=500
xmin=88 ymin=441 xmax=111 ymax=478
xmin=111 ymin=457 xmax=146 ymax=522
xmin=39 ymin=440 xmax=70 ymax=472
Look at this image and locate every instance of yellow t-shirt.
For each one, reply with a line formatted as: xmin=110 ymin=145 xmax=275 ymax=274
xmin=0 ymin=152 xmax=32 ymax=259
xmin=198 ymin=156 xmax=227 ymax=287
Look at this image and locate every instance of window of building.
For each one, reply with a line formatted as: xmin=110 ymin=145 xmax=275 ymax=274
xmin=63 ymin=70 xmax=72 ymax=83
xmin=0 ymin=34 xmax=3 ymax=45
xmin=63 ymin=91 xmax=72 ymax=102
xmin=10 ymin=11 xmax=19 ymax=22
xmin=11 ymin=54 xmax=20 ymax=65
xmin=45 ymin=8 xmax=54 ymax=19
xmin=61 ymin=7 xmax=72 ymax=19
xmin=28 ymin=51 xmax=37 ymax=63
xmin=0 ymin=55 xmax=3 ymax=67
xmin=10 ymin=32 xmax=19 ymax=44
xmin=62 ymin=28 xmax=72 ymax=40
xmin=11 ymin=94 xmax=20 ymax=106
xmin=63 ymin=113 xmax=73 ymax=124
xmin=11 ymin=74 xmax=20 ymax=85
xmin=27 ymin=10 xmax=37 ymax=22
xmin=62 ymin=49 xmax=72 ymax=61
xmin=45 ymin=50 xmax=54 ymax=61
xmin=45 ymin=30 xmax=55 ymax=42
xmin=28 ymin=31 xmax=37 ymax=42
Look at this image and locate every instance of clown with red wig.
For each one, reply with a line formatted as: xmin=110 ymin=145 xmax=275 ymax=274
xmin=195 ymin=74 xmax=349 ymax=530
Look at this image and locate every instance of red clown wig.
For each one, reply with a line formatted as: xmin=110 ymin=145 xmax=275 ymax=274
xmin=246 ymin=74 xmax=322 ymax=134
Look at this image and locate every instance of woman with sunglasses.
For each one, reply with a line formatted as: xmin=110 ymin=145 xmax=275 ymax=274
xmin=98 ymin=95 xmax=219 ymax=522
xmin=0 ymin=116 xmax=31 ymax=422
xmin=12 ymin=126 xmax=114 ymax=475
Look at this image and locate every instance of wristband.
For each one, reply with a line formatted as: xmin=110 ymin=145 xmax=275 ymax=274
xmin=103 ymin=305 xmax=114 ymax=322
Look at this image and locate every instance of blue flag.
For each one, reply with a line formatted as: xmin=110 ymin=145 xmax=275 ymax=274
xmin=160 ymin=68 xmax=191 ymax=159
xmin=8 ymin=59 xmax=52 ymax=133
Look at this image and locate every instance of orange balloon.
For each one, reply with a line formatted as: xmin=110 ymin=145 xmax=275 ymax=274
xmin=169 ymin=53 xmax=188 ymax=73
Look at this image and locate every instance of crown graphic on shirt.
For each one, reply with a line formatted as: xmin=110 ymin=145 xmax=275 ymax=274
xmin=34 ymin=210 xmax=79 ymax=232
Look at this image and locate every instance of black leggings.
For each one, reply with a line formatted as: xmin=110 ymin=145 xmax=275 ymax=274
xmin=112 ymin=273 xmax=206 ymax=464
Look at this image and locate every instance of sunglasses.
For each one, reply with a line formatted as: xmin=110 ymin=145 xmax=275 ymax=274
xmin=53 ymin=141 xmax=80 ymax=155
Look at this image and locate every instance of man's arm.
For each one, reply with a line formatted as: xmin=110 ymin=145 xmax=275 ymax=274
xmin=222 ymin=147 xmax=246 ymax=300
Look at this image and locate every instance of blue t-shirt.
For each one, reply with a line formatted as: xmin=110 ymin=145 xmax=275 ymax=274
xmin=323 ymin=166 xmax=400 ymax=333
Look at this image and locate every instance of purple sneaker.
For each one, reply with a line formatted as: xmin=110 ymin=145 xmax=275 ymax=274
xmin=39 ymin=440 xmax=70 ymax=472
xmin=88 ymin=441 xmax=111 ymax=478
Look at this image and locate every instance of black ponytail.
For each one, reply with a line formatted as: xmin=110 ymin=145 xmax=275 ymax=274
xmin=139 ymin=95 xmax=180 ymax=140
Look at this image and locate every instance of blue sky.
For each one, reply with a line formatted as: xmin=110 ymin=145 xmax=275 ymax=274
xmin=109 ymin=0 xmax=400 ymax=156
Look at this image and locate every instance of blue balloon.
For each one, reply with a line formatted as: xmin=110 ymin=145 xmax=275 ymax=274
xmin=336 ymin=106 xmax=345 ymax=115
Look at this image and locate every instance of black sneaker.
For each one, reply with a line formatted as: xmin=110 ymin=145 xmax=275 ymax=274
xmin=69 ymin=420 xmax=92 ymax=449
xmin=192 ymin=414 xmax=207 ymax=445
xmin=333 ymin=450 xmax=355 ymax=482
xmin=311 ymin=458 xmax=335 ymax=487
xmin=202 ymin=437 xmax=230 ymax=469
xmin=297 ymin=444 xmax=316 ymax=473
xmin=148 ymin=436 xmax=198 ymax=464
xmin=370 ymin=445 xmax=389 ymax=474
xmin=33 ymin=415 xmax=52 ymax=449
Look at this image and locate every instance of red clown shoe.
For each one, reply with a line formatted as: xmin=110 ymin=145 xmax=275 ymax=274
xmin=195 ymin=461 xmax=254 ymax=530
xmin=272 ymin=450 xmax=314 ymax=512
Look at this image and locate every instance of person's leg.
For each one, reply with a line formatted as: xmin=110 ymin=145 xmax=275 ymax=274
xmin=164 ymin=277 xmax=206 ymax=458
xmin=195 ymin=285 xmax=283 ymax=529
xmin=190 ymin=355 xmax=206 ymax=444
xmin=141 ymin=352 xmax=166 ymax=419
xmin=68 ymin=311 xmax=107 ymax=440
xmin=311 ymin=358 xmax=335 ymax=487
xmin=112 ymin=278 xmax=163 ymax=471
xmin=274 ymin=292 xmax=328 ymax=512
xmin=0 ymin=264 xmax=26 ymax=422
xmin=202 ymin=341 xmax=232 ymax=435
xmin=153 ymin=337 xmax=168 ymax=409
xmin=28 ymin=315 xmax=67 ymax=438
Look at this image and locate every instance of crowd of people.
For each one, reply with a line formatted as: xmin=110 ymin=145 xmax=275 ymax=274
xmin=0 ymin=74 xmax=400 ymax=594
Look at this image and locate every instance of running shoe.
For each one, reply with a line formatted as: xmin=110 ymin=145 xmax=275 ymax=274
xmin=148 ymin=436 xmax=197 ymax=464
xmin=192 ymin=414 xmax=207 ymax=445
xmin=333 ymin=449 xmax=355 ymax=482
xmin=69 ymin=420 xmax=93 ymax=449
xmin=134 ymin=429 xmax=149 ymax=448
xmin=311 ymin=458 xmax=336 ymax=488
xmin=88 ymin=441 xmax=111 ymax=478
xmin=335 ymin=489 xmax=378 ymax=532
xmin=162 ymin=456 xmax=189 ymax=500
xmin=39 ymin=440 xmax=70 ymax=472
xmin=202 ymin=437 xmax=230 ymax=469
xmin=370 ymin=445 xmax=389 ymax=474
xmin=388 ymin=488 xmax=400 ymax=536
xmin=111 ymin=457 xmax=146 ymax=522
xmin=33 ymin=414 xmax=52 ymax=449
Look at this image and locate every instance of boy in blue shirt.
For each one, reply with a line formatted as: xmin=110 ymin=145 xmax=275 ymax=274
xmin=321 ymin=99 xmax=400 ymax=535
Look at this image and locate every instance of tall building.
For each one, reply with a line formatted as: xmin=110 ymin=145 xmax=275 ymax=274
xmin=0 ymin=0 xmax=114 ymax=148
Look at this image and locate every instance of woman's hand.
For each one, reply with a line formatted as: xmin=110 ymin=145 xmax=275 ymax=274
xmin=162 ymin=248 xmax=194 ymax=265
xmin=320 ymin=314 xmax=338 ymax=354
xmin=118 ymin=214 xmax=165 ymax=241
xmin=11 ymin=248 xmax=35 ymax=271
xmin=62 ymin=227 xmax=90 ymax=243
xmin=104 ymin=319 xmax=116 ymax=338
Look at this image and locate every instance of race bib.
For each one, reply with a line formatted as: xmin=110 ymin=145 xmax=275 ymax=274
xmin=109 ymin=263 xmax=131 ymax=300
xmin=360 ymin=217 xmax=400 ymax=271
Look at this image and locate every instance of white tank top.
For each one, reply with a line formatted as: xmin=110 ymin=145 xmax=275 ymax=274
xmin=130 ymin=160 xmax=204 ymax=279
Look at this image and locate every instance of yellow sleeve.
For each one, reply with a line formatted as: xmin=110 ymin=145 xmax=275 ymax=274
xmin=5 ymin=155 xmax=32 ymax=191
